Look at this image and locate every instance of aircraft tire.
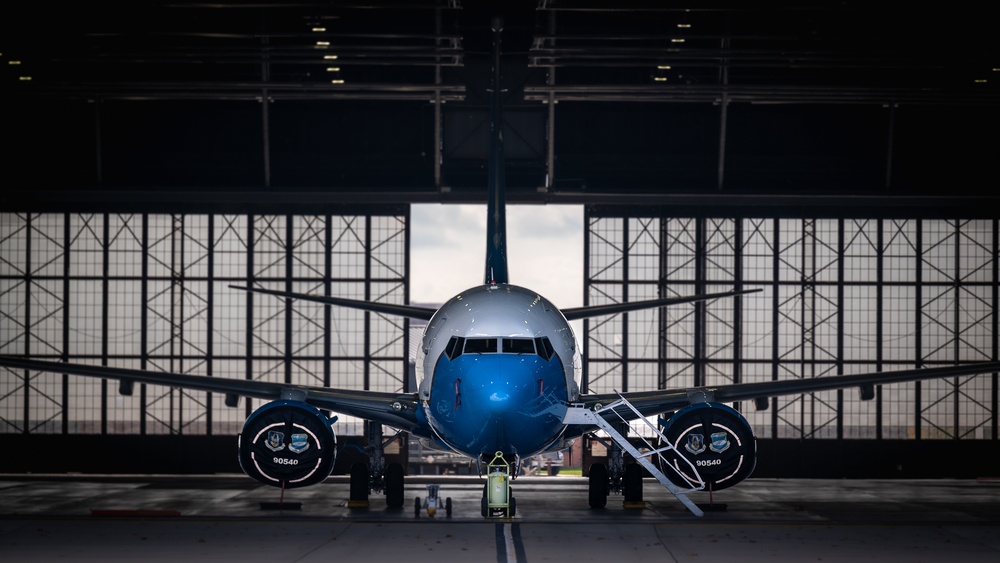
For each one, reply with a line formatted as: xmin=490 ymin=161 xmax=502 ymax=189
xmin=385 ymin=462 xmax=405 ymax=508
xmin=623 ymin=464 xmax=643 ymax=503
xmin=414 ymin=496 xmax=421 ymax=517
xmin=481 ymin=484 xmax=489 ymax=517
xmin=446 ymin=497 xmax=453 ymax=517
xmin=349 ymin=462 xmax=369 ymax=502
xmin=588 ymin=463 xmax=609 ymax=509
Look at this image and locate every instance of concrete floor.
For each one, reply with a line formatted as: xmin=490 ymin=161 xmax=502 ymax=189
xmin=1 ymin=474 xmax=999 ymax=562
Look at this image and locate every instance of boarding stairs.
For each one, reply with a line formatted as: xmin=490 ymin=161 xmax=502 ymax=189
xmin=563 ymin=395 xmax=706 ymax=516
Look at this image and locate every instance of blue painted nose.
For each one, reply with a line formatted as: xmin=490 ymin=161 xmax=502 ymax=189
xmin=428 ymin=353 xmax=569 ymax=456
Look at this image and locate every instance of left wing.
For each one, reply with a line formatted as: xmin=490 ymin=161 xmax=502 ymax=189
xmin=0 ymin=356 xmax=423 ymax=434
xmin=575 ymin=361 xmax=1000 ymax=425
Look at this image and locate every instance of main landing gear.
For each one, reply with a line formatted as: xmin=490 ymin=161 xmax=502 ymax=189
xmin=348 ymin=421 xmax=406 ymax=508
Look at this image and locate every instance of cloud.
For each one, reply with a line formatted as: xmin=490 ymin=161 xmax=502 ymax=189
xmin=411 ymin=204 xmax=583 ymax=311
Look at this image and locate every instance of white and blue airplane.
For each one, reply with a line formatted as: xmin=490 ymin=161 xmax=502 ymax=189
xmin=2 ymin=19 xmax=999 ymax=516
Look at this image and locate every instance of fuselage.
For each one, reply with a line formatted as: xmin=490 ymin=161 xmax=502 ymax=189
xmin=416 ymin=283 xmax=580 ymax=459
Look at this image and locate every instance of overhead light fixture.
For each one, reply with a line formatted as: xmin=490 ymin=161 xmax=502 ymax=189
xmin=331 ymin=79 xmax=345 ymax=84
xmin=324 ymin=54 xmax=339 ymax=60
xmin=657 ymin=65 xmax=672 ymax=70
xmin=312 ymin=27 xmax=326 ymax=33
xmin=315 ymin=41 xmax=330 ymax=48
xmin=677 ymin=24 xmax=691 ymax=29
xmin=19 ymin=76 xmax=32 ymax=81
xmin=326 ymin=67 xmax=341 ymax=72
xmin=654 ymin=76 xmax=668 ymax=82
xmin=974 ymin=79 xmax=988 ymax=84
xmin=8 ymin=60 xmax=22 ymax=65
xmin=671 ymin=38 xmax=685 ymax=44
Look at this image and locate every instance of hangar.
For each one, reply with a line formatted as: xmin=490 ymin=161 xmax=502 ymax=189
xmin=2 ymin=0 xmax=999 ymax=492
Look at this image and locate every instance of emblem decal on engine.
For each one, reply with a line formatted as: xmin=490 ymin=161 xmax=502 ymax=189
xmin=684 ymin=433 xmax=706 ymax=455
xmin=709 ymin=431 xmax=730 ymax=453
xmin=266 ymin=430 xmax=286 ymax=452
xmin=289 ymin=433 xmax=310 ymax=454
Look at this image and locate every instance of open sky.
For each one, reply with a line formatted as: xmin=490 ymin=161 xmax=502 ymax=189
xmin=410 ymin=203 xmax=584 ymax=315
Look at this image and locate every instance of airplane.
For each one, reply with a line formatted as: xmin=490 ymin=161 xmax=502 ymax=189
xmin=2 ymin=18 xmax=999 ymax=517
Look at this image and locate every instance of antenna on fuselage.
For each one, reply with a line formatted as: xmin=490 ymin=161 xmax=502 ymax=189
xmin=484 ymin=16 xmax=510 ymax=286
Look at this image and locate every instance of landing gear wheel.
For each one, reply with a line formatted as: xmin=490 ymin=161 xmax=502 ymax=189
xmin=623 ymin=464 xmax=643 ymax=504
xmin=446 ymin=497 xmax=453 ymax=517
xmin=588 ymin=463 xmax=609 ymax=509
xmin=414 ymin=496 xmax=422 ymax=517
xmin=481 ymin=484 xmax=489 ymax=517
xmin=349 ymin=462 xmax=369 ymax=504
xmin=385 ymin=462 xmax=405 ymax=508
xmin=509 ymin=487 xmax=516 ymax=517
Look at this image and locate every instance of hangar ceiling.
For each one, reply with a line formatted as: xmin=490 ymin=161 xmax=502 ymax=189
xmin=1 ymin=1 xmax=999 ymax=215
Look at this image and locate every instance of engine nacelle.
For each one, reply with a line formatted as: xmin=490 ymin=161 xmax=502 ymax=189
xmin=658 ymin=402 xmax=756 ymax=491
xmin=238 ymin=400 xmax=337 ymax=489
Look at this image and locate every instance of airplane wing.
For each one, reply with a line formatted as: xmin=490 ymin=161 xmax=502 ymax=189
xmin=573 ymin=361 xmax=1000 ymax=428
xmin=0 ymin=356 xmax=423 ymax=434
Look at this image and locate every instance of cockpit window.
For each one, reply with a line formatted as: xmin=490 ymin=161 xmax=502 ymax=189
xmin=535 ymin=337 xmax=555 ymax=360
xmin=502 ymin=338 xmax=536 ymax=354
xmin=464 ymin=338 xmax=498 ymax=354
xmin=442 ymin=335 xmax=557 ymax=360
xmin=444 ymin=336 xmax=465 ymax=360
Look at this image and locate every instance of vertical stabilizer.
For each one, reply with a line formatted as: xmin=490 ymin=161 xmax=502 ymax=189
xmin=484 ymin=16 xmax=509 ymax=285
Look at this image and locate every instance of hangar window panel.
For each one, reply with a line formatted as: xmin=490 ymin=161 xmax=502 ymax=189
xmin=663 ymin=218 xmax=696 ymax=282
xmin=776 ymin=285 xmax=805 ymax=361
xmin=30 ymin=214 xmax=66 ymax=279
xmin=584 ymin=361 xmax=622 ymax=395
xmin=213 ymin=284 xmax=246 ymax=358
xmin=741 ymin=287 xmax=773 ymax=361
xmin=662 ymin=284 xmax=695 ymax=361
xmin=211 ymin=359 xmax=249 ymax=436
xmin=68 ymin=214 xmax=104 ymax=279
xmin=810 ymin=220 xmax=841 ymax=283
xmin=740 ymin=362 xmax=773 ymax=432
xmin=213 ymin=215 xmax=249 ymax=277
xmin=290 ymin=281 xmax=328 ymax=359
xmin=291 ymin=216 xmax=327 ymax=280
xmin=66 ymin=370 xmax=102 ymax=434
xmin=705 ymin=285 xmax=740 ymax=362
xmin=742 ymin=219 xmax=775 ymax=284
xmin=883 ymin=220 xmax=917 ymax=283
xmin=370 ymin=215 xmax=407 ymax=280
xmin=106 ymin=358 xmax=141 ymax=435
xmin=921 ymin=220 xmax=957 ymax=284
xmin=882 ymin=286 xmax=917 ymax=363
xmin=27 ymin=371 xmax=63 ymax=434
xmin=251 ymin=282 xmax=287 ymax=360
xmin=843 ymin=219 xmax=879 ymax=283
xmin=107 ymin=215 xmax=142 ymax=278
xmin=330 ymin=216 xmax=367 ymax=274
xmin=705 ymin=219 xmax=737 ymax=281
xmin=626 ymin=284 xmax=659 ymax=360
xmin=108 ymin=280 xmax=142 ymax=357
xmin=842 ymin=364 xmax=879 ymax=438
xmin=68 ymin=280 xmax=103 ymax=357
xmin=627 ymin=217 xmax=660 ymax=282
xmin=290 ymin=359 xmax=325 ymax=390
xmin=0 ymin=214 xmax=29 ymax=277
xmin=0 ymin=365 xmax=25 ymax=432
xmin=369 ymin=359 xmax=405 ymax=393
xmin=253 ymin=215 xmax=287 ymax=281
xmin=776 ymin=219 xmax=805 ymax=283
xmin=587 ymin=217 xmax=624 ymax=282
xmin=329 ymin=282 xmax=366 ymax=359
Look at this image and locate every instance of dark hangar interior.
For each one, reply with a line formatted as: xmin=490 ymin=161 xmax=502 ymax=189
xmin=1 ymin=1 xmax=999 ymax=478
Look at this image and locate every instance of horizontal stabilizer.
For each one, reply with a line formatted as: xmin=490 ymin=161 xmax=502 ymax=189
xmin=562 ymin=289 xmax=761 ymax=321
xmin=229 ymin=286 xmax=437 ymax=321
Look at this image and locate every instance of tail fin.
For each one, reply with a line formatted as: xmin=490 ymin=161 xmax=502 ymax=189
xmin=484 ymin=16 xmax=509 ymax=285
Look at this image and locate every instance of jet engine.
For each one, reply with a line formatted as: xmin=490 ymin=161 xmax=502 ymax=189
xmin=658 ymin=402 xmax=756 ymax=491
xmin=238 ymin=400 xmax=337 ymax=488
